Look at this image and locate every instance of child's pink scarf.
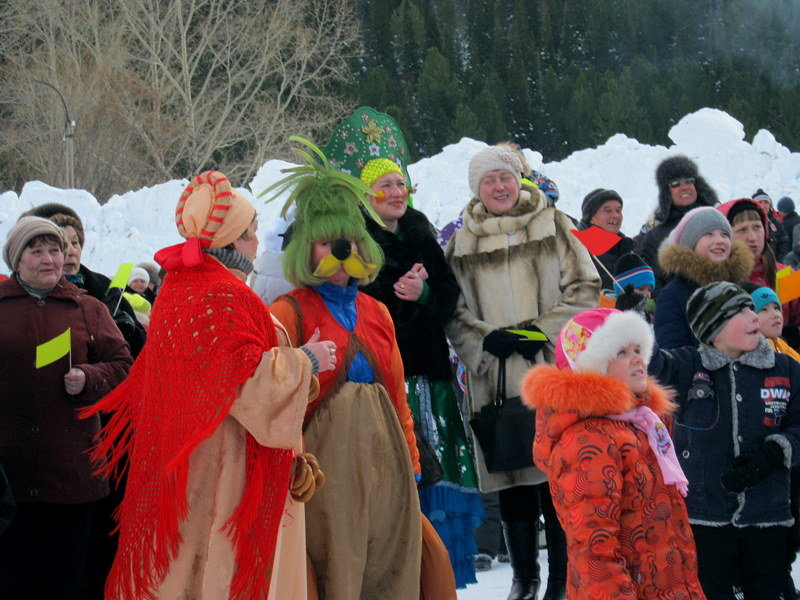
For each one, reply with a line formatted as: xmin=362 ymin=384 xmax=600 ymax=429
xmin=608 ymin=406 xmax=689 ymax=497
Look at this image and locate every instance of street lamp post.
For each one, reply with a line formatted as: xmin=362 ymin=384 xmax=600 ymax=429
xmin=33 ymin=80 xmax=76 ymax=189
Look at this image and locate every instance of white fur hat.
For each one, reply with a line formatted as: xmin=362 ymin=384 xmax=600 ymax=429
xmin=555 ymin=308 xmax=653 ymax=373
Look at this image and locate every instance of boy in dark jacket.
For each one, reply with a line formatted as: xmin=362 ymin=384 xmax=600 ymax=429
xmin=647 ymin=281 xmax=800 ymax=600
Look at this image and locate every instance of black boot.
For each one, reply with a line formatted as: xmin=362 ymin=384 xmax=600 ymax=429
xmin=503 ymin=520 xmax=541 ymax=600
xmin=541 ymin=511 xmax=567 ymax=600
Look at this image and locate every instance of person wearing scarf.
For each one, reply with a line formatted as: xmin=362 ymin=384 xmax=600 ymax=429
xmin=0 ymin=217 xmax=132 ymax=599
xmin=522 ymin=308 xmax=705 ymax=599
xmin=23 ymin=202 xmax=147 ymax=359
xmin=266 ymin=138 xmax=455 ymax=599
xmin=82 ymin=171 xmax=335 ymax=600
xmin=325 ymin=107 xmax=483 ymax=589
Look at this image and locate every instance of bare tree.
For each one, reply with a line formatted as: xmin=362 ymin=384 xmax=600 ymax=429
xmin=0 ymin=0 xmax=360 ymax=200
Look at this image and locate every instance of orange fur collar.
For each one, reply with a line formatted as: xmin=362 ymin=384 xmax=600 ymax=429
xmin=521 ymin=365 xmax=675 ymax=418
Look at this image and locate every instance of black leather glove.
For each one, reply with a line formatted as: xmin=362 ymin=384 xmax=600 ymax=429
xmin=483 ymin=330 xmax=522 ymax=359
xmin=615 ymin=283 xmax=647 ymax=313
xmin=113 ymin=310 xmax=138 ymax=338
xmin=720 ymin=440 xmax=785 ymax=493
xmin=515 ymin=327 xmax=547 ymax=361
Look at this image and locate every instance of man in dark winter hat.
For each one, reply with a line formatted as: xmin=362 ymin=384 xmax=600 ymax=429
xmin=777 ymin=196 xmax=799 ymax=243
xmin=753 ymin=189 xmax=791 ymax=260
xmin=578 ymin=188 xmax=635 ymax=290
xmin=639 ymin=155 xmax=718 ymax=294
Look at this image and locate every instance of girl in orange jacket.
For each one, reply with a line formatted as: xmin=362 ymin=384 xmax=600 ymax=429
xmin=522 ymin=308 xmax=706 ymax=599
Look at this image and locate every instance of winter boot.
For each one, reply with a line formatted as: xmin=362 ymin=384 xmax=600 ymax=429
xmin=502 ymin=520 xmax=541 ymax=600
xmin=541 ymin=511 xmax=567 ymax=600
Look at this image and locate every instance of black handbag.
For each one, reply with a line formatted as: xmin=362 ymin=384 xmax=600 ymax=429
xmin=469 ymin=358 xmax=536 ymax=474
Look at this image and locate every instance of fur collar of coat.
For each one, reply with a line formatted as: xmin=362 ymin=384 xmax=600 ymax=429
xmin=658 ymin=239 xmax=753 ymax=286
xmin=522 ymin=365 xmax=674 ymax=419
xmin=462 ymin=185 xmax=546 ymax=237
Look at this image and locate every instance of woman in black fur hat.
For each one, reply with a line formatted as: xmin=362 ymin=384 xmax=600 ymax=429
xmin=640 ymin=156 xmax=719 ymax=293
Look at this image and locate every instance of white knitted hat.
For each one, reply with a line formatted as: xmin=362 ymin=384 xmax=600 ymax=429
xmin=128 ymin=267 xmax=150 ymax=286
xmin=468 ymin=146 xmax=523 ymax=198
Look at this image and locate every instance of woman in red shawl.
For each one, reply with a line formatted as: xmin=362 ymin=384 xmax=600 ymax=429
xmin=84 ymin=171 xmax=335 ymax=600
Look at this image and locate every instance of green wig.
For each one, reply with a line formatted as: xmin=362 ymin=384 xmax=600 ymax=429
xmin=260 ymin=136 xmax=385 ymax=288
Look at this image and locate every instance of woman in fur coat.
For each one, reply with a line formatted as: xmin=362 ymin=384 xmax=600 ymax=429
xmin=445 ymin=144 xmax=599 ymax=600
xmin=522 ymin=308 xmax=706 ymax=599
xmin=654 ymin=206 xmax=753 ymax=349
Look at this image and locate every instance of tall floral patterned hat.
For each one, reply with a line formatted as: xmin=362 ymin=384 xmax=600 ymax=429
xmin=323 ymin=107 xmax=413 ymax=190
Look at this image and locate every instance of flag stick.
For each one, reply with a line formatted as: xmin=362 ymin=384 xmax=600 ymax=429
xmin=112 ymin=289 xmax=124 ymax=316
xmin=590 ymin=254 xmax=621 ymax=290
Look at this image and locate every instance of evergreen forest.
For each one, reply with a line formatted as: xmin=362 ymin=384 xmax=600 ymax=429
xmin=352 ymin=0 xmax=800 ymax=161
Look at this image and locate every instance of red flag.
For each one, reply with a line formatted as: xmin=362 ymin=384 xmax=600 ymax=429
xmin=570 ymin=226 xmax=621 ymax=256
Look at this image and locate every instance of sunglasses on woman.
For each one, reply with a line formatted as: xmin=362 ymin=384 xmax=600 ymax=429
xmin=668 ymin=177 xmax=696 ymax=188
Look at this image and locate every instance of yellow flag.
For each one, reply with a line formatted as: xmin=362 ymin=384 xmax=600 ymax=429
xmin=35 ymin=328 xmax=71 ymax=369
xmin=107 ymin=263 xmax=134 ymax=291
xmin=506 ymin=329 xmax=548 ymax=341
xmin=123 ymin=292 xmax=152 ymax=314
xmin=777 ymin=266 xmax=792 ymax=280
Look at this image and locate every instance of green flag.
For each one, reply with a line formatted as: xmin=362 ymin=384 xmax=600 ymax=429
xmin=506 ymin=329 xmax=548 ymax=341
xmin=107 ymin=263 xmax=134 ymax=291
xmin=35 ymin=328 xmax=71 ymax=368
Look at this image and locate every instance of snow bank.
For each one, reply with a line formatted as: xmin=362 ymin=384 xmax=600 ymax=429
xmin=2 ymin=108 xmax=799 ymax=276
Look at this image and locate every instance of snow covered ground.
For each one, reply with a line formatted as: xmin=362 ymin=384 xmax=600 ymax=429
xmin=460 ymin=552 xmax=800 ymax=598
xmin=2 ymin=107 xmax=800 ymax=597
xmin=2 ymin=107 xmax=800 ymax=278
xmin=457 ymin=554 xmax=545 ymax=599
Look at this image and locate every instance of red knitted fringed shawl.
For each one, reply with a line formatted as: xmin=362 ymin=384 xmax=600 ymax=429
xmin=82 ymin=255 xmax=293 ymax=600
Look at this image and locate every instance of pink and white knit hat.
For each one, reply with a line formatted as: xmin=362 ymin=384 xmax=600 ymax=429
xmin=555 ymin=308 xmax=653 ymax=373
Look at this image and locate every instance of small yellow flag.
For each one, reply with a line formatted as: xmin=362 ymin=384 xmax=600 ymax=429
xmin=777 ymin=266 xmax=792 ymax=280
xmin=123 ymin=292 xmax=152 ymax=314
xmin=35 ymin=328 xmax=71 ymax=369
xmin=107 ymin=263 xmax=134 ymax=291
xmin=506 ymin=329 xmax=548 ymax=341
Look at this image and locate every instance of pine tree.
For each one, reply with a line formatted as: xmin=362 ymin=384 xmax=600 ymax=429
xmin=450 ymin=102 xmax=485 ymax=143
xmin=415 ymin=47 xmax=465 ymax=156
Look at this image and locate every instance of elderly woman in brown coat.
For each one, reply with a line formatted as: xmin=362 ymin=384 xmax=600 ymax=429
xmin=0 ymin=216 xmax=133 ymax=599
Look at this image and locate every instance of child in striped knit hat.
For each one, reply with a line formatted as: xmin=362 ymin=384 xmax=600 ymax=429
xmin=648 ymin=281 xmax=800 ymax=599
xmin=610 ymin=252 xmax=657 ymax=320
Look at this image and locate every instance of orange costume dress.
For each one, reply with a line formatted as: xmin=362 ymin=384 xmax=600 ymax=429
xmin=271 ymin=284 xmax=423 ymax=599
